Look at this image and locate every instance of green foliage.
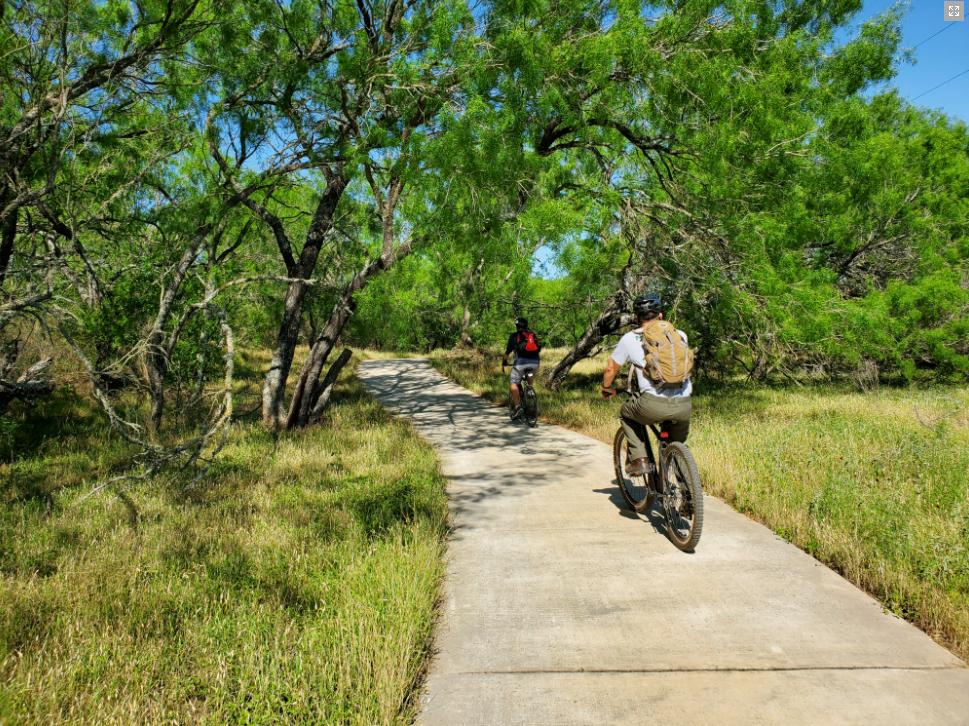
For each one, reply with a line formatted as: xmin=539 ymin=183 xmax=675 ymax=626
xmin=74 ymin=268 xmax=158 ymax=360
xmin=5 ymin=0 xmax=963 ymax=398
xmin=349 ymin=256 xmax=460 ymax=352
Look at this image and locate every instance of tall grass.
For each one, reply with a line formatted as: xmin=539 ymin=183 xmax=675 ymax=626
xmin=430 ymin=348 xmax=969 ymax=661
xmin=0 ymin=353 xmax=448 ymax=725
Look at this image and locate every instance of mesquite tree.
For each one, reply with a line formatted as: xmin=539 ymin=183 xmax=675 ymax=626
xmin=0 ymin=0 xmax=224 ymax=399
xmin=201 ymin=0 xmax=496 ymax=427
xmin=531 ymin=0 xmax=964 ymax=385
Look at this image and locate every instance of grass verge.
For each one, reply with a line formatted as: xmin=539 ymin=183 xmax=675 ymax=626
xmin=430 ymin=347 xmax=969 ymax=662
xmin=0 ymin=353 xmax=448 ymax=726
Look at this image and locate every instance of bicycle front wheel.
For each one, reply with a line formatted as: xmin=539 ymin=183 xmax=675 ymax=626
xmin=523 ymin=385 xmax=539 ymax=428
xmin=661 ymin=441 xmax=704 ymax=551
xmin=613 ymin=428 xmax=655 ymax=513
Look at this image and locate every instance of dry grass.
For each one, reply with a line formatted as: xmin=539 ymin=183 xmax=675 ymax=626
xmin=430 ymin=347 xmax=969 ymax=661
xmin=0 ymin=352 xmax=448 ymax=725
xmin=355 ymin=350 xmax=427 ymax=361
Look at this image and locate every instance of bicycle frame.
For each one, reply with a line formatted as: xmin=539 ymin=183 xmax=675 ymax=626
xmin=511 ymin=367 xmax=537 ymax=403
xmin=631 ymin=421 xmax=667 ymax=495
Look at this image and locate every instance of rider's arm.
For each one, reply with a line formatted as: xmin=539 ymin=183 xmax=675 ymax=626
xmin=601 ymin=336 xmax=629 ymax=397
xmin=602 ymin=358 xmax=620 ymax=390
xmin=502 ymin=334 xmax=515 ymax=366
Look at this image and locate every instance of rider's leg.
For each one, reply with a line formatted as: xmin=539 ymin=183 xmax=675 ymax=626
xmin=619 ymin=410 xmax=650 ymax=461
xmin=509 ymin=366 xmax=523 ymax=408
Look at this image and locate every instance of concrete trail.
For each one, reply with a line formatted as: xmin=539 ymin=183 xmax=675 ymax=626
xmin=358 ymin=359 xmax=969 ymax=725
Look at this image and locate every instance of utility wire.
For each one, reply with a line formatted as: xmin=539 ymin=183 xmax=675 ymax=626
xmin=911 ymin=67 xmax=969 ymax=101
xmin=912 ymin=24 xmax=953 ymax=48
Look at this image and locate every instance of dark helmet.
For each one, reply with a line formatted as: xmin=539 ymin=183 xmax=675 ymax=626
xmin=515 ymin=317 xmax=528 ymax=331
xmin=633 ymin=293 xmax=662 ymax=319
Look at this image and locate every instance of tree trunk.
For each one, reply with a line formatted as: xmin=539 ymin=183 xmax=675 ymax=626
xmin=0 ymin=190 xmax=15 ymax=288
xmin=285 ymin=288 xmax=353 ymax=430
xmin=457 ymin=257 xmax=485 ymax=348
xmin=261 ymin=173 xmax=348 ymax=428
xmin=286 ymin=239 xmax=415 ymax=429
xmin=145 ymin=228 xmax=211 ymax=429
xmin=544 ymin=291 xmax=636 ymax=389
xmin=459 ymin=305 xmax=478 ymax=348
xmin=308 ymin=347 xmax=353 ymax=420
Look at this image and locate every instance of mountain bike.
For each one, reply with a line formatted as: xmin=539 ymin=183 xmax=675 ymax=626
xmin=611 ymin=391 xmax=703 ymax=551
xmin=503 ymin=363 xmax=539 ymax=428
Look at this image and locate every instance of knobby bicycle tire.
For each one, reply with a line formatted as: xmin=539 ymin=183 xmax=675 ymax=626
xmin=524 ymin=385 xmax=539 ymax=428
xmin=613 ymin=428 xmax=656 ymax=513
xmin=661 ymin=441 xmax=703 ymax=551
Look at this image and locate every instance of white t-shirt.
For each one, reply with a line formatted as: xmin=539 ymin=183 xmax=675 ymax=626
xmin=611 ymin=328 xmax=693 ymax=398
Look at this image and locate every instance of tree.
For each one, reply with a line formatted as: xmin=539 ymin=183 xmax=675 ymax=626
xmin=200 ymin=0 xmax=495 ymax=426
xmin=534 ymin=0 xmax=966 ymax=384
xmin=0 ymin=0 xmax=226 ymax=411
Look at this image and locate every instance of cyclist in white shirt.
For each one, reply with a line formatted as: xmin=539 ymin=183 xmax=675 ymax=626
xmin=600 ymin=294 xmax=692 ymax=476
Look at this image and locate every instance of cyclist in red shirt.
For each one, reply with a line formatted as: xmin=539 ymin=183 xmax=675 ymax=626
xmin=502 ymin=317 xmax=541 ymax=419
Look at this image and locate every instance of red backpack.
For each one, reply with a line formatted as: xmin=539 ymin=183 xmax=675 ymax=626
xmin=516 ymin=331 xmax=541 ymax=354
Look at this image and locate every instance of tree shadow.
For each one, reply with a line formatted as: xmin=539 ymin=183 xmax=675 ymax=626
xmin=592 ymin=484 xmax=669 ymax=535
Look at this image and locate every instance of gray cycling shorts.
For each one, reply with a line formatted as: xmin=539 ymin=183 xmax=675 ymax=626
xmin=510 ymin=362 xmax=539 ymax=385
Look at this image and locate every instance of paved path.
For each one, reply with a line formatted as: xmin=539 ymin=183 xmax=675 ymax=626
xmin=358 ymin=359 xmax=969 ymax=725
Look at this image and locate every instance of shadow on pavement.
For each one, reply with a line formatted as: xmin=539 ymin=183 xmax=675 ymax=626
xmin=363 ymin=359 xmax=678 ymax=544
xmin=593 ymin=485 xmax=669 ymax=537
xmin=360 ymin=359 xmax=611 ymax=535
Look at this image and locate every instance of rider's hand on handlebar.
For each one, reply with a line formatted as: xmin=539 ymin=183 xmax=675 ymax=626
xmin=601 ymin=386 xmax=617 ymax=399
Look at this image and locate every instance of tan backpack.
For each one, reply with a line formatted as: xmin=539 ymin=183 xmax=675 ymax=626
xmin=633 ymin=319 xmax=694 ymax=390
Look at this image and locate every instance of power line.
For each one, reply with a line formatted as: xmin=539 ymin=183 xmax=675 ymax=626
xmin=912 ymin=24 xmax=953 ymax=48
xmin=911 ymin=67 xmax=969 ymax=101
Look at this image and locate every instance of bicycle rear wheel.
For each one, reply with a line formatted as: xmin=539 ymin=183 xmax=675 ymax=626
xmin=661 ymin=441 xmax=703 ymax=551
xmin=523 ymin=385 xmax=539 ymax=428
xmin=613 ymin=428 xmax=656 ymax=513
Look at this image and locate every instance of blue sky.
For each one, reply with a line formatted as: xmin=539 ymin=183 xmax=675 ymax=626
xmin=857 ymin=0 xmax=969 ymax=122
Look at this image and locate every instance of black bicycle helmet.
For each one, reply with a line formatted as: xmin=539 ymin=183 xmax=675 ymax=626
xmin=515 ymin=317 xmax=528 ymax=331
xmin=632 ymin=293 xmax=662 ymax=319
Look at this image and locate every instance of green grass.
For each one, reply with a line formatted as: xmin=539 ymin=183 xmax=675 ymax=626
xmin=430 ymin=347 xmax=969 ymax=661
xmin=0 ymin=352 xmax=448 ymax=725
